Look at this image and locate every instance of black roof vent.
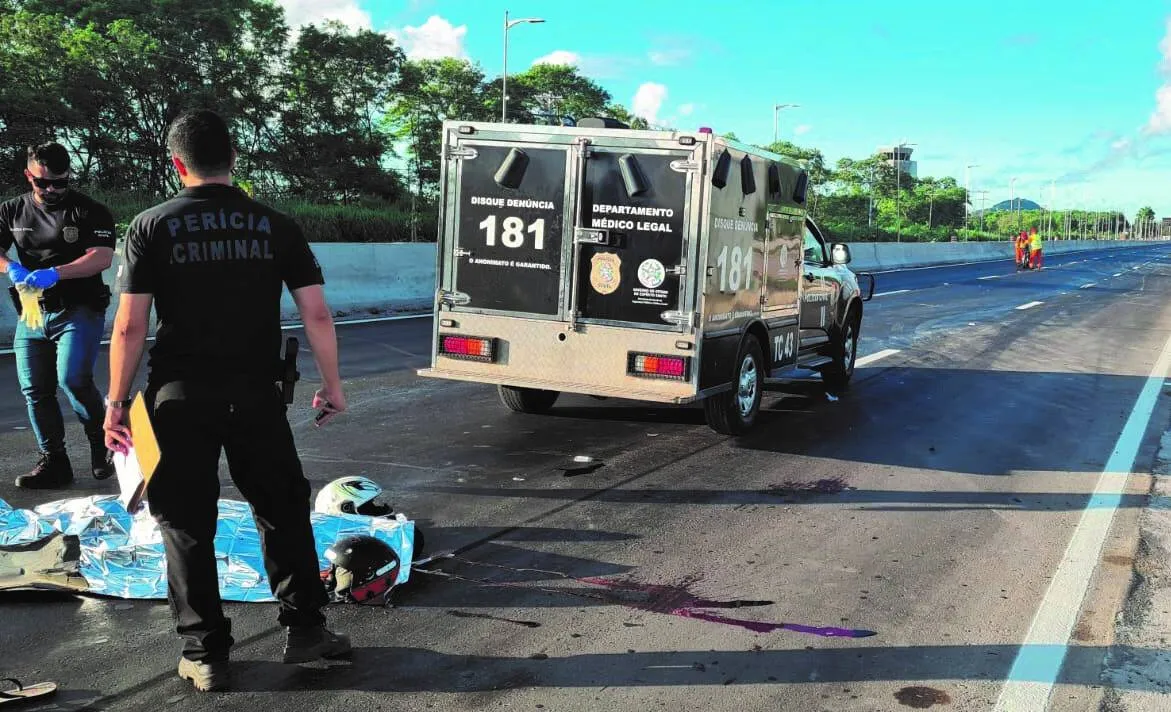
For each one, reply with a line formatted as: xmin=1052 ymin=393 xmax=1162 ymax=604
xmin=793 ymin=171 xmax=809 ymax=205
xmin=740 ymin=155 xmax=756 ymax=196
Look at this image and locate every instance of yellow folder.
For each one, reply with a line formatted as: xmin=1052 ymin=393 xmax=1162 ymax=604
xmin=115 ymin=392 xmax=161 ymax=513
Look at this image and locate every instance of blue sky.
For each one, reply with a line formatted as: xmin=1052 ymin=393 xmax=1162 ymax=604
xmin=288 ymin=0 xmax=1171 ymax=218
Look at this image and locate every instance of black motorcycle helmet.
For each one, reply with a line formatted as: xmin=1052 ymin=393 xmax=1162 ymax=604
xmin=323 ymin=535 xmax=400 ymax=604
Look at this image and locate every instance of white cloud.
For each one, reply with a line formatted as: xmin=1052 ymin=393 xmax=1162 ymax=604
xmin=794 ymin=124 xmax=812 ymax=136
xmin=1149 ymin=85 xmax=1171 ymax=134
xmin=648 ymin=48 xmax=691 ymax=66
xmin=388 ymin=15 xmax=468 ymax=60
xmin=633 ymin=83 xmax=668 ymax=125
xmin=277 ymin=0 xmax=371 ymax=30
xmin=678 ymin=103 xmax=695 ymax=116
xmin=532 ymin=50 xmax=581 ymax=67
xmin=1146 ymin=18 xmax=1171 ymax=134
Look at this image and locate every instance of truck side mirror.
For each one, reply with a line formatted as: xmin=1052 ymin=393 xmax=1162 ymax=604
xmin=831 ymin=243 xmax=851 ymax=265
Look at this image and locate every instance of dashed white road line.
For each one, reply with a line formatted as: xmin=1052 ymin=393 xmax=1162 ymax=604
xmin=1016 ymin=301 xmax=1044 ymax=310
xmin=855 ymin=349 xmax=900 ymax=367
xmin=978 ymin=274 xmax=1006 ymax=281
xmin=1080 ymin=283 xmax=1097 ymax=289
xmin=994 ymin=324 xmax=1171 ymax=711
xmin=1113 ymin=273 xmax=1123 ymax=277
xmin=874 ymin=289 xmax=912 ymax=297
xmin=283 ymin=313 xmax=430 ymax=330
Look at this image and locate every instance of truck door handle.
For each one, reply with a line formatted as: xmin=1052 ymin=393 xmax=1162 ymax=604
xmin=574 ymin=227 xmax=612 ymax=246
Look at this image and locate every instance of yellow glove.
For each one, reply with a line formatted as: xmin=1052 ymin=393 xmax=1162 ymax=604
xmin=16 ymin=284 xmax=44 ymax=330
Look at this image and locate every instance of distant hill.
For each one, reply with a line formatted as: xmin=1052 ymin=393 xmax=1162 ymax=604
xmin=984 ymin=198 xmax=1042 ymax=212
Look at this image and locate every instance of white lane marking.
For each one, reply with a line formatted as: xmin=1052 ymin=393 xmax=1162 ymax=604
xmin=1016 ymin=301 xmax=1044 ymax=310
xmin=0 ymin=312 xmax=432 ymax=356
xmin=994 ymin=326 xmax=1171 ymax=711
xmin=867 ymin=258 xmax=1005 ymax=275
xmin=1080 ymin=283 xmax=1096 ymax=289
xmin=978 ymin=274 xmax=1007 ymax=281
xmin=281 ymin=312 xmax=430 ymax=330
xmin=1113 ymin=273 xmax=1123 ymax=277
xmin=855 ymin=349 xmax=900 ymax=367
xmin=874 ymin=289 xmax=912 ymax=297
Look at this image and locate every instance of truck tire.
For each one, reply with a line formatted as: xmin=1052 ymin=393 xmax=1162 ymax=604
xmin=498 ymin=385 xmax=560 ymax=414
xmin=704 ymin=338 xmax=764 ymax=435
xmin=822 ymin=308 xmax=860 ymax=393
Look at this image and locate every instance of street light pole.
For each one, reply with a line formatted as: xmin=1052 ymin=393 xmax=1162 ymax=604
xmin=1009 ymin=177 xmax=1017 ymax=235
xmin=502 ymin=11 xmax=545 ymax=122
xmin=965 ymin=164 xmax=979 ymax=232
xmin=975 ymin=190 xmax=989 ymax=233
xmin=773 ymin=103 xmax=799 ymax=145
xmin=1047 ymin=179 xmax=1056 ymax=239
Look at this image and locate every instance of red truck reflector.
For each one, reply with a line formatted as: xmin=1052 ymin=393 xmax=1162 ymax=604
xmin=628 ymin=352 xmax=690 ymax=380
xmin=440 ymin=334 xmax=497 ymax=362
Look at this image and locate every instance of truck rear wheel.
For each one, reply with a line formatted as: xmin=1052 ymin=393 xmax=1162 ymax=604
xmin=822 ymin=309 xmax=860 ymax=393
xmin=704 ymin=338 xmax=764 ymax=435
xmin=498 ymin=385 xmax=560 ymax=414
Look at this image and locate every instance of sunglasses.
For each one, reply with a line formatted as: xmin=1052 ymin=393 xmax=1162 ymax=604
xmin=30 ymin=177 xmax=69 ymax=190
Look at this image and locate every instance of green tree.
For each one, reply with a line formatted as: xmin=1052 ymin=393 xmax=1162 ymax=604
xmin=508 ymin=63 xmax=612 ymax=124
xmin=0 ymin=11 xmax=84 ymax=179
xmin=602 ymin=104 xmax=649 ymax=130
xmin=3 ymin=0 xmax=291 ymax=195
xmin=1133 ymin=206 xmax=1156 ymax=237
xmin=758 ymin=140 xmax=831 ymax=189
xmin=267 ymin=21 xmax=405 ymax=202
xmin=385 ymin=57 xmax=494 ymax=200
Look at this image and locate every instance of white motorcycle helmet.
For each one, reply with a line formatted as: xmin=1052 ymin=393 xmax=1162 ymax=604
xmin=315 ymin=476 xmax=392 ymax=516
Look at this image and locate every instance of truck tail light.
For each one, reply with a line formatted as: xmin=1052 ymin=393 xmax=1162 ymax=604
xmin=440 ymin=334 xmax=497 ymax=362
xmin=628 ymin=352 xmax=690 ymax=380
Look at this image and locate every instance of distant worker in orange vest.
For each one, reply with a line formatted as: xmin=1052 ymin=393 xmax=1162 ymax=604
xmin=1015 ymin=231 xmax=1028 ymax=269
xmin=1029 ymin=227 xmax=1043 ymax=269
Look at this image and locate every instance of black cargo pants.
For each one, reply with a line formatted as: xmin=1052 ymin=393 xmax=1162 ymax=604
xmin=144 ymin=379 xmax=328 ymax=662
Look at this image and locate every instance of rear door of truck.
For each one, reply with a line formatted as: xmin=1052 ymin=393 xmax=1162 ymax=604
xmin=441 ymin=126 xmax=701 ymax=332
xmin=569 ymin=140 xmax=700 ymax=331
xmin=443 ymin=134 xmax=574 ymax=318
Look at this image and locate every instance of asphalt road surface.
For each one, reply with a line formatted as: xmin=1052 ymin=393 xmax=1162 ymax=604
xmin=3 ymin=243 xmax=1171 ymax=712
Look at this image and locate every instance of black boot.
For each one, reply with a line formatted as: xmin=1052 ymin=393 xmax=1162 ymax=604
xmin=88 ymin=433 xmax=114 ymax=481
xmin=15 ymin=451 xmax=74 ymax=489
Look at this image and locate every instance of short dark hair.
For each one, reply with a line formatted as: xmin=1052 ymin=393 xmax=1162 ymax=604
xmin=27 ymin=143 xmax=71 ymax=175
xmin=166 ymin=110 xmax=234 ymax=176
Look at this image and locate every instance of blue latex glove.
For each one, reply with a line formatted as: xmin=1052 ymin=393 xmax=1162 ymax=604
xmin=6 ymin=263 xmax=29 ymax=285
xmin=24 ymin=268 xmax=60 ymax=290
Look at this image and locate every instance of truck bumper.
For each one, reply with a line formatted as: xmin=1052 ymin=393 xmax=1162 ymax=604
xmin=417 ymin=313 xmax=701 ymax=405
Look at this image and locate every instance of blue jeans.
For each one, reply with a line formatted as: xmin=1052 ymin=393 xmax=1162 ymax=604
xmin=14 ymin=305 xmax=107 ymax=454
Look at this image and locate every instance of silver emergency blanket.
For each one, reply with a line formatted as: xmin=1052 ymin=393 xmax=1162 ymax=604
xmin=0 ymin=495 xmax=415 ymax=601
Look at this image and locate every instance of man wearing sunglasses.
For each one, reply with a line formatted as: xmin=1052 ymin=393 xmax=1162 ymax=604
xmin=0 ymin=142 xmax=116 ymax=489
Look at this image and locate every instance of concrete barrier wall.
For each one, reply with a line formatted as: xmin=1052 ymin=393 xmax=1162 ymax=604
xmin=0 ymin=239 xmax=1161 ymax=344
xmin=0 ymin=242 xmax=439 ymax=345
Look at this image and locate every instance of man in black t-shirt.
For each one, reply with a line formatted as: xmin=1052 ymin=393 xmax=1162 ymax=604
xmin=102 ymin=110 xmax=350 ymax=692
xmin=0 ymin=142 xmax=116 ymax=488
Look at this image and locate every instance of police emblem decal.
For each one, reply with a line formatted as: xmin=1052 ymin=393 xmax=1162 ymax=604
xmin=637 ymin=259 xmax=666 ymax=289
xmin=590 ymin=253 xmax=621 ymax=295
xmin=63 ymin=226 xmax=79 ymax=243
